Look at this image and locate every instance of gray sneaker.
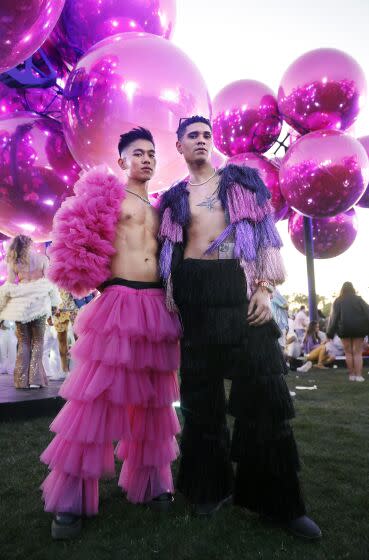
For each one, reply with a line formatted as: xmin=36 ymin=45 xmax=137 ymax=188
xmin=51 ymin=513 xmax=82 ymax=540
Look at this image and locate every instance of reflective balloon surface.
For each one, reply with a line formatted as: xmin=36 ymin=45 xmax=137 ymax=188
xmin=288 ymin=209 xmax=358 ymax=259
xmin=212 ymin=80 xmax=282 ymax=156
xmin=280 ymin=130 xmax=369 ymax=218
xmin=229 ymin=152 xmax=288 ymax=221
xmin=278 ymin=48 xmax=367 ymax=134
xmin=62 ymin=32 xmax=211 ymax=191
xmin=356 ymin=135 xmax=369 ymax=207
xmin=50 ymin=0 xmax=176 ymax=66
xmin=0 ymin=0 xmax=65 ymax=74
xmin=0 ymin=112 xmax=80 ymax=242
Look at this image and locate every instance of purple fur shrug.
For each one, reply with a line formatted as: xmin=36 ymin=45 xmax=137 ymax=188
xmin=158 ymin=163 xmax=286 ymax=306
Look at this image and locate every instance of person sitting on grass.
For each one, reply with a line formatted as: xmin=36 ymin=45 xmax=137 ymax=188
xmin=297 ymin=321 xmax=332 ymax=372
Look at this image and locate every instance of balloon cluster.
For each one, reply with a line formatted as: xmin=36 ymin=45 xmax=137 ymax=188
xmin=1 ymin=5 xmax=369 ymax=261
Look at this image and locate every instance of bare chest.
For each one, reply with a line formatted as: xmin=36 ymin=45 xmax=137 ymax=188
xmin=187 ymin=185 xmax=227 ymax=238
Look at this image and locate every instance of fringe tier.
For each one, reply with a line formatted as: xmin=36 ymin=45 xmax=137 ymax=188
xmin=41 ymin=284 xmax=180 ymax=515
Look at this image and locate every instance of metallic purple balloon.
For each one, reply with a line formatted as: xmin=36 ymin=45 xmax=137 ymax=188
xmin=0 ymin=112 xmax=80 ymax=242
xmin=212 ymin=80 xmax=282 ymax=157
xmin=278 ymin=48 xmax=367 ymax=135
xmin=62 ymin=32 xmax=211 ymax=192
xmin=288 ymin=209 xmax=358 ymax=259
xmin=356 ymin=136 xmax=369 ymax=208
xmin=0 ymin=0 xmax=65 ymax=74
xmin=279 ymin=130 xmax=369 ymax=218
xmin=50 ymin=0 xmax=176 ymax=66
xmin=229 ymin=152 xmax=288 ymax=221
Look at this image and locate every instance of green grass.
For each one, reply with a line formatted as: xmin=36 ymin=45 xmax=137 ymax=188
xmin=1 ymin=369 xmax=368 ymax=560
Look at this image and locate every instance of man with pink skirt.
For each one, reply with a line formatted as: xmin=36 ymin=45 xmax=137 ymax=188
xmin=40 ymin=128 xmax=181 ymax=539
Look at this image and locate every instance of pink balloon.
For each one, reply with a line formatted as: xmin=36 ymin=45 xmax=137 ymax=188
xmin=229 ymin=152 xmax=288 ymax=221
xmin=356 ymin=136 xmax=369 ymax=208
xmin=0 ymin=112 xmax=80 ymax=242
xmin=62 ymin=32 xmax=211 ymax=192
xmin=280 ymin=130 xmax=369 ymax=218
xmin=212 ymin=80 xmax=282 ymax=157
xmin=288 ymin=209 xmax=358 ymax=259
xmin=50 ymin=0 xmax=176 ymax=66
xmin=0 ymin=0 xmax=65 ymax=74
xmin=278 ymin=48 xmax=367 ymax=135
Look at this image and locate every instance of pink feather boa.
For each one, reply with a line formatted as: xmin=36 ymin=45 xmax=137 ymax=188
xmin=47 ymin=165 xmax=125 ymax=298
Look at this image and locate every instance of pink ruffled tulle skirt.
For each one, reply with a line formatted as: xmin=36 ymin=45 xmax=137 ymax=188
xmin=40 ymin=284 xmax=181 ymax=516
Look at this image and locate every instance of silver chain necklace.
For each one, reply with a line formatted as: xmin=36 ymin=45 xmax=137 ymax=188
xmin=188 ymin=168 xmax=217 ymax=186
xmin=126 ymin=189 xmax=151 ymax=206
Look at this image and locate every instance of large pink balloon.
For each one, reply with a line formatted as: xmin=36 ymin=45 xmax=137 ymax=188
xmin=356 ymin=136 xmax=369 ymax=208
xmin=229 ymin=152 xmax=288 ymax=221
xmin=62 ymin=32 xmax=211 ymax=192
xmin=50 ymin=0 xmax=176 ymax=66
xmin=279 ymin=130 xmax=369 ymax=218
xmin=288 ymin=209 xmax=358 ymax=259
xmin=0 ymin=112 xmax=80 ymax=242
xmin=278 ymin=48 xmax=367 ymax=135
xmin=212 ymin=80 xmax=282 ymax=157
xmin=0 ymin=0 xmax=65 ymax=74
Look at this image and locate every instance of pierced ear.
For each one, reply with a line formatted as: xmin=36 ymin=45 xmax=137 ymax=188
xmin=176 ymin=140 xmax=183 ymax=155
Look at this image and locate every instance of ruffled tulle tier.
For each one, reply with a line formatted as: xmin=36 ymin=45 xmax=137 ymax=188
xmin=74 ymin=285 xmax=181 ymax=342
xmin=41 ymin=469 xmax=99 ymax=516
xmin=118 ymin=463 xmax=174 ymax=504
xmin=60 ymin=364 xmax=179 ymax=407
xmin=49 ymin=399 xmax=131 ymax=444
xmin=72 ymin=331 xmax=179 ymax=370
xmin=41 ymin=435 xmax=116 ymax=479
xmin=116 ymin=438 xmax=179 ymax=468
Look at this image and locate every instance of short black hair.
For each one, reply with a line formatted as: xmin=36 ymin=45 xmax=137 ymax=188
xmin=118 ymin=127 xmax=155 ymax=156
xmin=176 ymin=115 xmax=212 ymax=140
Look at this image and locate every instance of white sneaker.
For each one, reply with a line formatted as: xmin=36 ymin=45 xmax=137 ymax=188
xmin=355 ymin=376 xmax=365 ymax=382
xmin=297 ymin=361 xmax=312 ymax=373
xmin=29 ymin=384 xmax=41 ymax=389
xmin=349 ymin=375 xmax=356 ymax=381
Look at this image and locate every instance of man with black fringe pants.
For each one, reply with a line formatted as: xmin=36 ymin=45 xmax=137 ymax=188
xmin=158 ymin=116 xmax=321 ymax=540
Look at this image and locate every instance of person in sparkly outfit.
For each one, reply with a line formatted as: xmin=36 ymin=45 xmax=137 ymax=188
xmin=0 ymin=235 xmax=60 ymax=389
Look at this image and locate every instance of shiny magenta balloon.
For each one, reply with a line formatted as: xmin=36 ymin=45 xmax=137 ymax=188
xmin=278 ymin=48 xmax=367 ymax=135
xmin=356 ymin=136 xmax=369 ymax=208
xmin=288 ymin=209 xmax=358 ymax=259
xmin=0 ymin=112 xmax=80 ymax=242
xmin=279 ymin=130 xmax=369 ymax=218
xmin=0 ymin=0 xmax=65 ymax=74
xmin=212 ymin=80 xmax=282 ymax=157
xmin=50 ymin=0 xmax=176 ymax=66
xmin=62 ymin=32 xmax=211 ymax=192
xmin=229 ymin=152 xmax=288 ymax=221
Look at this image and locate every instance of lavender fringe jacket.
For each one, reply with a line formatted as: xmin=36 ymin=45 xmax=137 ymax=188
xmin=159 ymin=164 xmax=286 ymax=309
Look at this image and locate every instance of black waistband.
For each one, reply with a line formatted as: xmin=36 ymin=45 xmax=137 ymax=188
xmin=98 ymin=277 xmax=163 ymax=292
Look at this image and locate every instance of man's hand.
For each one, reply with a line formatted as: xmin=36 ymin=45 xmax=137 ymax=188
xmin=247 ymin=288 xmax=272 ymax=326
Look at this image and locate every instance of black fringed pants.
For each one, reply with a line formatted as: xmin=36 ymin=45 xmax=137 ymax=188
xmin=172 ymin=258 xmax=306 ymax=521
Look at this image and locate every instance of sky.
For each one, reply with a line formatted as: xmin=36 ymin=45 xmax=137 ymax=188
xmin=172 ymin=0 xmax=369 ymax=302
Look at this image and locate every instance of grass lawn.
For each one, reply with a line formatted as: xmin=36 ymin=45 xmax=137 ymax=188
xmin=1 ymin=368 xmax=368 ymax=560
